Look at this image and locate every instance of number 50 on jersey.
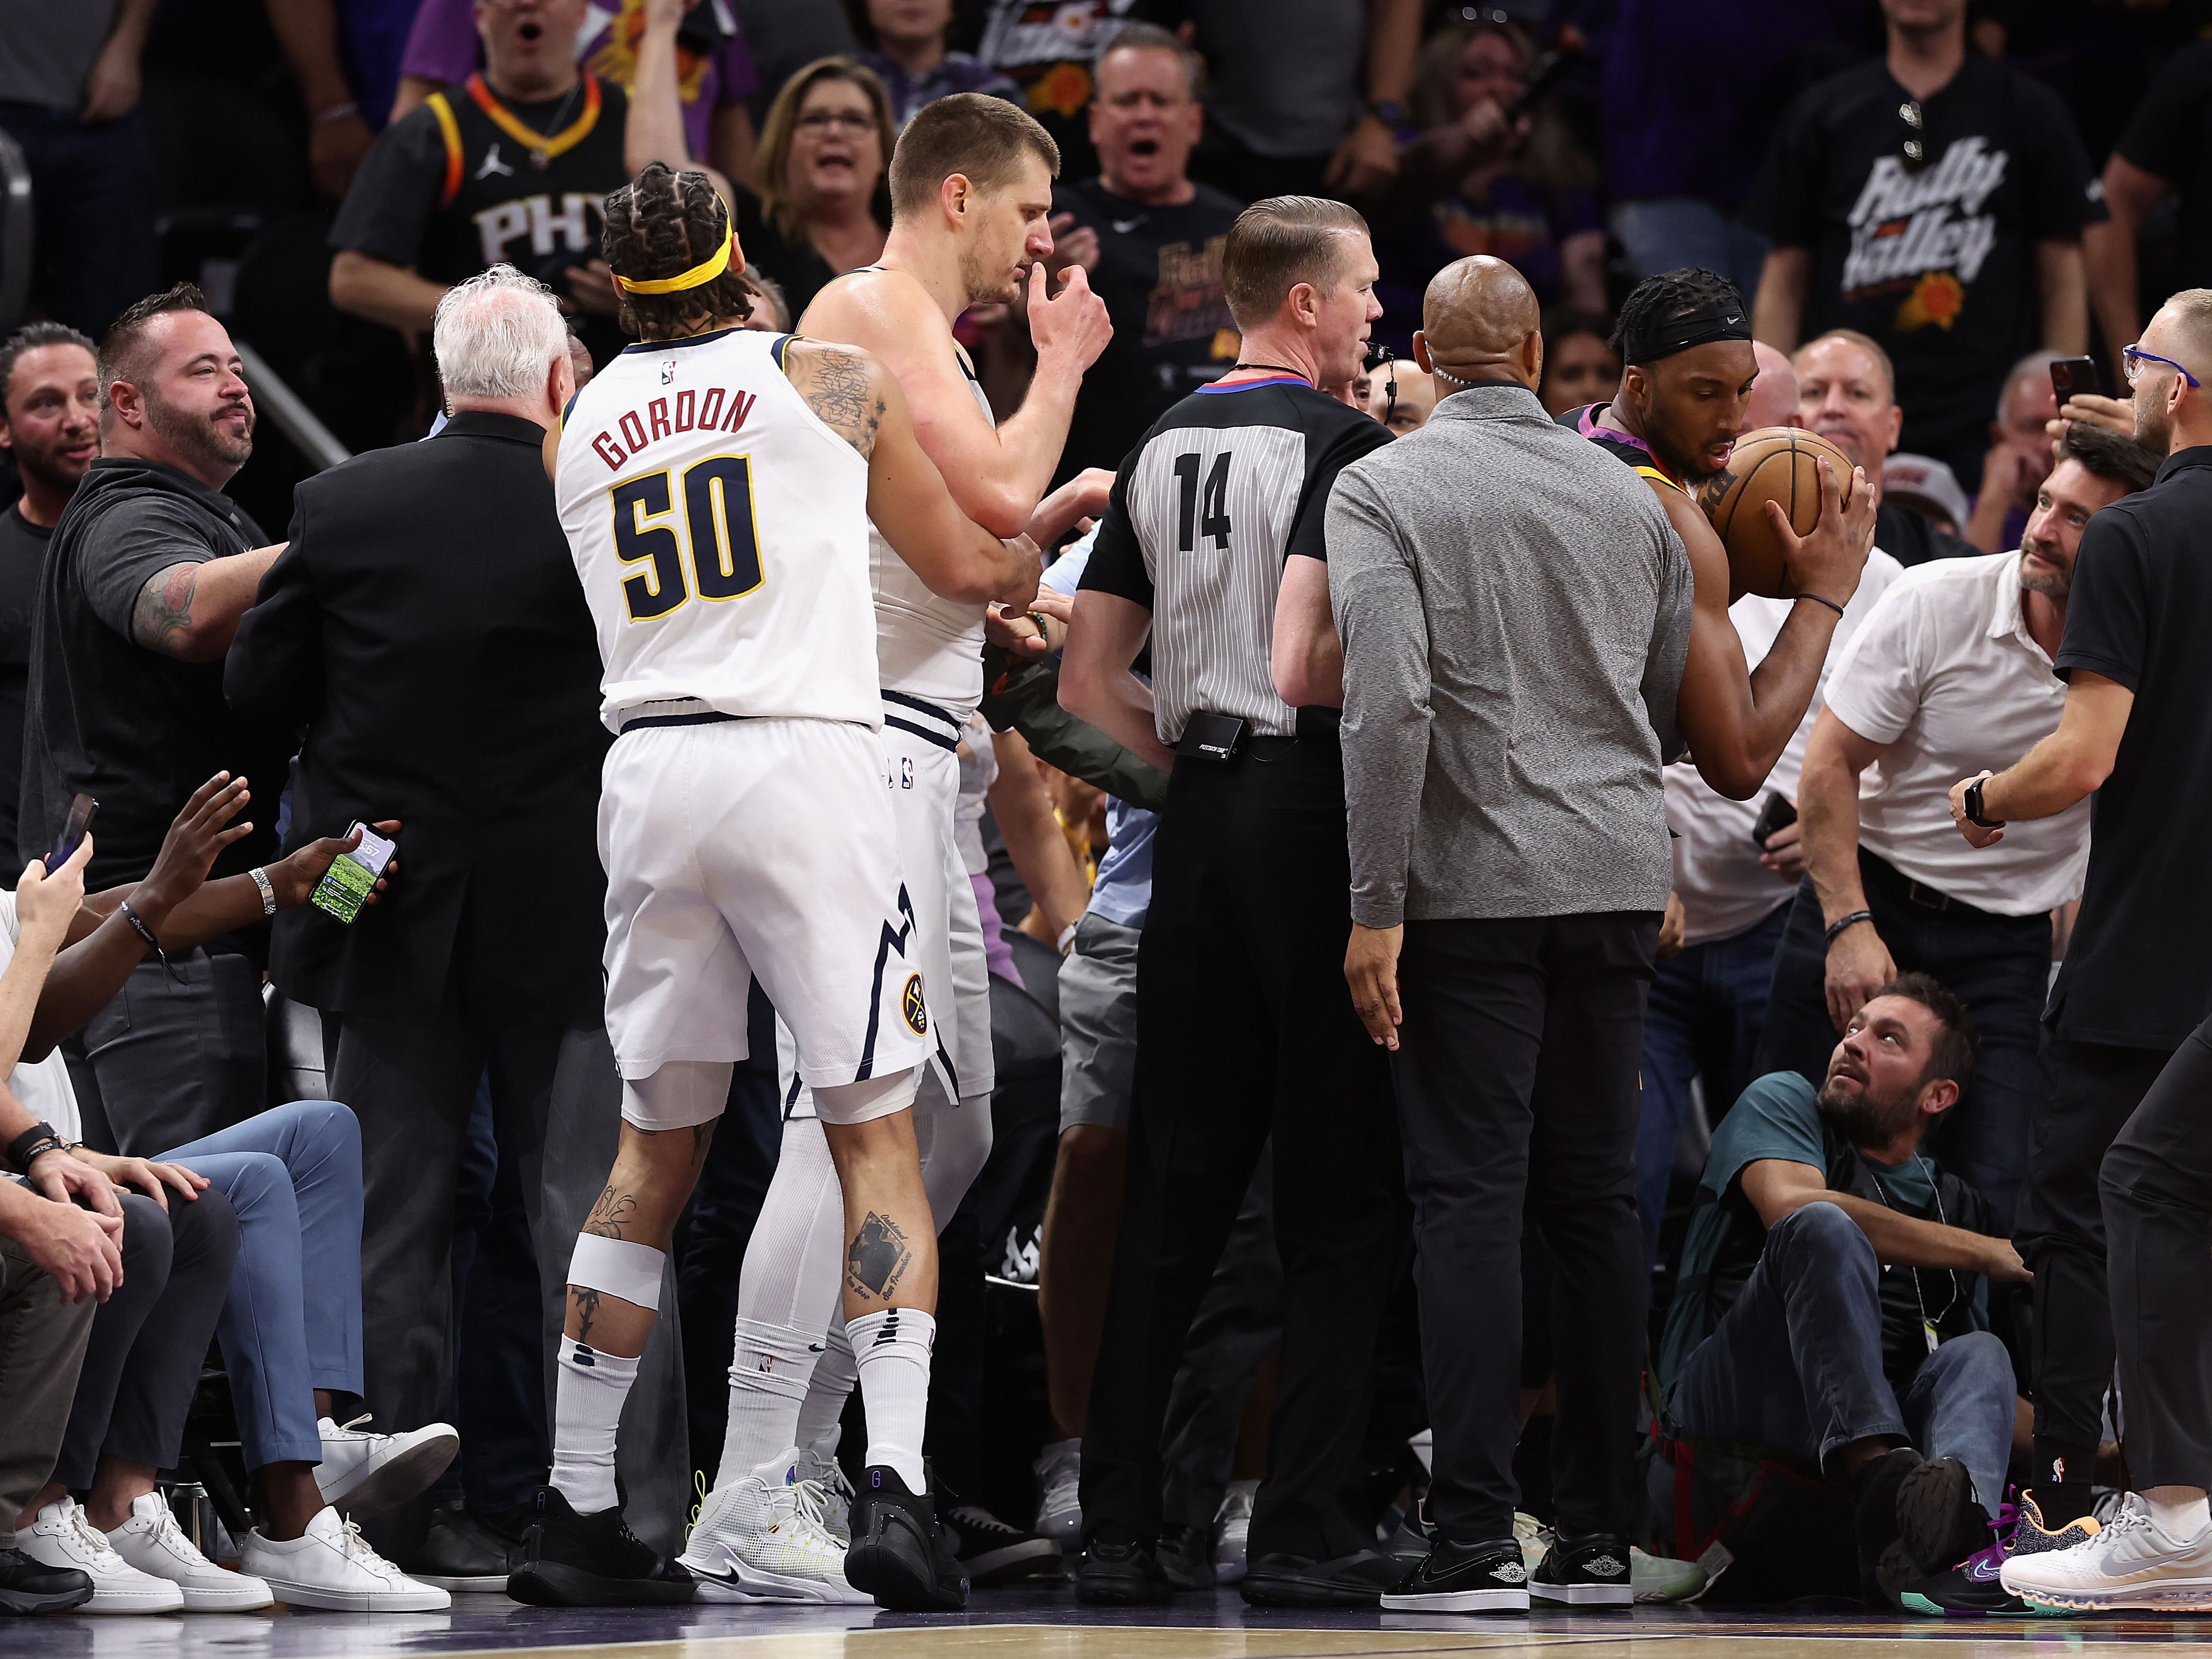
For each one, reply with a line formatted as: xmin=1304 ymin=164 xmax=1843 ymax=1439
xmin=612 ymin=454 xmax=764 ymax=621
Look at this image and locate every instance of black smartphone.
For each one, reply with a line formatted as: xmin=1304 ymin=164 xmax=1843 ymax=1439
xmin=1506 ymin=43 xmax=1581 ymax=122
xmin=47 ymin=793 xmax=97 ymax=866
xmin=2050 ymin=355 xmax=2102 ymax=404
xmin=1750 ymin=790 xmax=1797 ymax=850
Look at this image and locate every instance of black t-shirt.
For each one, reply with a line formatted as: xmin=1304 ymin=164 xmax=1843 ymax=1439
xmin=0 ymin=504 xmax=50 ymax=871
xmin=731 ymin=187 xmax=843 ymax=325
xmin=330 ymin=74 xmax=632 ymax=364
xmin=2114 ymin=40 xmax=2212 ymax=293
xmin=1747 ymin=56 xmax=2105 ymax=463
xmin=2046 ymin=445 xmax=2212 ymax=1049
xmin=23 ymin=459 xmax=290 ymax=901
xmin=1875 ymin=498 xmax=1977 ymax=568
xmin=1051 ymin=176 xmax=1243 ymax=483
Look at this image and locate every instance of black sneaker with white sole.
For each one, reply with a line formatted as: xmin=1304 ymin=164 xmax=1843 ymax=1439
xmin=943 ymin=1501 xmax=1061 ymax=1585
xmin=0 ymin=1547 xmax=93 ymax=1616
xmin=845 ymin=1465 xmax=968 ymax=1611
xmin=1379 ymin=1537 xmax=1529 ymax=1612
xmin=1529 ymin=1532 xmax=1633 ymax=1606
xmin=506 ymin=1486 xmax=696 ymax=1606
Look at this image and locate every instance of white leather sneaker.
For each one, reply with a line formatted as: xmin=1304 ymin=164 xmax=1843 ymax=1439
xmin=1033 ymin=1438 xmax=1081 ymax=1548
xmin=1213 ymin=1480 xmax=1258 ymax=1585
xmin=680 ymin=1448 xmax=870 ymax=1604
xmin=243 ymin=1506 xmax=451 ymax=1611
xmin=17 ymin=1498 xmax=185 ymax=1614
xmin=105 ymin=1492 xmax=273 ymax=1611
xmin=313 ymin=1415 xmax=459 ymax=1521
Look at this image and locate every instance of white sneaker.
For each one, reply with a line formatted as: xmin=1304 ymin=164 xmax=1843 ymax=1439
xmin=679 ymin=1448 xmax=870 ymax=1604
xmin=794 ymin=1432 xmax=854 ymax=1545
xmin=1213 ymin=1479 xmax=1258 ymax=1585
xmin=1033 ymin=1438 xmax=1081 ymax=1548
xmin=105 ymin=1492 xmax=273 ymax=1611
xmin=313 ymin=1415 xmax=459 ymax=1521
xmin=18 ymin=1498 xmax=185 ymax=1614
xmin=2002 ymin=1495 xmax=2212 ymax=1612
xmin=243 ymin=1505 xmax=451 ymax=1611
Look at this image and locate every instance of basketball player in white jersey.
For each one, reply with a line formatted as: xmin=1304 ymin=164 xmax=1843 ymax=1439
xmin=508 ymin=161 xmax=1039 ymax=1613
xmin=682 ymin=92 xmax=1115 ymax=1597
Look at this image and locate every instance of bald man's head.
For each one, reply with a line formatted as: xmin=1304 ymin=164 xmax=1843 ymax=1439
xmin=1413 ymin=256 xmax=1542 ymax=392
xmin=1745 ymin=341 xmax=1797 ymax=429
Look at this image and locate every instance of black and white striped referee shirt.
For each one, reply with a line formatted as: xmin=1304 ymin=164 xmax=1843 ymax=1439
xmin=1078 ymin=374 xmax=1391 ymax=745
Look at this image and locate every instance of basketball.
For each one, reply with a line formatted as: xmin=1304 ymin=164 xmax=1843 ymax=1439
xmin=1696 ymin=427 xmax=1859 ymax=600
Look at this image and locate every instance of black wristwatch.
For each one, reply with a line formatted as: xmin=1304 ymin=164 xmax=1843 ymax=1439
xmin=1366 ymin=97 xmax=1408 ymax=128
xmin=6 ymin=1120 xmax=65 ymax=1173
xmin=1963 ymin=778 xmax=1994 ymax=827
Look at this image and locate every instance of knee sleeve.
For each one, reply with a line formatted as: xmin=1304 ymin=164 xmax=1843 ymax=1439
xmin=920 ymin=1091 xmax=993 ymax=1231
xmin=567 ymin=1234 xmax=666 ymax=1309
xmin=812 ymin=1065 xmax=920 ymax=1126
xmin=620 ymin=1059 xmax=734 ymax=1131
xmin=735 ymin=1115 xmax=847 ymax=1332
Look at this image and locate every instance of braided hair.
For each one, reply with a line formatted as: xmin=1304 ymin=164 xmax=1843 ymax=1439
xmin=601 ymin=161 xmax=755 ymax=340
xmin=1610 ymin=268 xmax=1745 ymax=368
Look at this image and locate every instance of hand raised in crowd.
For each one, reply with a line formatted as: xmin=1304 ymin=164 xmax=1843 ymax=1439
xmin=1978 ymin=439 xmax=2043 ymax=512
xmin=1770 ymin=457 xmax=1874 ymax=612
xmin=1453 ymin=97 xmax=1531 ymax=168
xmin=1324 ymin=112 xmax=1401 ymax=197
xmin=1824 ymin=919 xmax=1897 ymax=1035
xmin=15 ymin=832 xmax=95 ymax=954
xmin=1758 ymin=817 xmax=1807 ymax=883
xmin=1026 ymin=263 xmax=1114 ymax=377
xmin=134 ymin=772 xmax=260 ymax=922
xmin=565 ymin=259 xmax=623 ymax=318
xmin=1045 ymin=212 xmax=1101 ymax=277
xmin=13 ymin=1190 xmax=125 ymax=1303
xmin=1947 ymin=770 xmax=2003 ymax=849
xmin=2045 ymin=392 xmax=2135 ymax=443
xmin=1345 ymin=922 xmax=1405 ymax=1050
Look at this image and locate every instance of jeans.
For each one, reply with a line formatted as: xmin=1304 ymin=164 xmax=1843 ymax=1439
xmin=163 ymin=1100 xmax=365 ymax=1473
xmin=0 ymin=103 xmax=159 ymax=338
xmin=1755 ymin=855 xmax=2050 ymax=1230
xmin=1609 ymin=198 xmax=1771 ymax=294
xmin=1671 ymin=1202 xmax=2013 ymax=1517
xmin=1638 ymin=906 xmax=1788 ymax=1264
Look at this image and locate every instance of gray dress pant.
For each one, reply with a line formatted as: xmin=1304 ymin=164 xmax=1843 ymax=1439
xmin=329 ymin=1014 xmax=689 ymax=1555
xmin=75 ymin=950 xmax=269 ymax=1155
xmin=0 ymin=1225 xmax=98 ymax=1546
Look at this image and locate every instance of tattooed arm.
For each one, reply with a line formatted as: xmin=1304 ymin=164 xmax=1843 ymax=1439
xmin=783 ymin=338 xmax=1039 ymax=608
xmin=129 ymin=543 xmax=288 ymax=662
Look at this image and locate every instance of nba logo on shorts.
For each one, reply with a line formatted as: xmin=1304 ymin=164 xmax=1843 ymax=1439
xmin=901 ymin=973 xmax=928 ymax=1036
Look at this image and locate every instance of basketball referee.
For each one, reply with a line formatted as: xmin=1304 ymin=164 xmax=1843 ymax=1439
xmin=1060 ymin=196 xmax=1409 ymax=1609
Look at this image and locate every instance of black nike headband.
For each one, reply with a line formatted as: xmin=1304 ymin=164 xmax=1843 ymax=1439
xmin=1622 ymin=299 xmax=1753 ymax=366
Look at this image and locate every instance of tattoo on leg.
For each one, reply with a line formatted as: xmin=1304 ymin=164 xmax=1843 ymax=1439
xmin=570 ymin=1286 xmax=601 ymax=1347
xmin=847 ymin=1212 xmax=913 ymax=1301
xmin=585 ymin=1184 xmax=638 ymax=1240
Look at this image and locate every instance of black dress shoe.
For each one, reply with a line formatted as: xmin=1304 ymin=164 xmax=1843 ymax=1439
xmin=1380 ymin=1536 xmax=1530 ymax=1612
xmin=1155 ymin=1522 xmax=1215 ymax=1591
xmin=404 ymin=1502 xmax=525 ymax=1591
xmin=507 ymin=1486 xmax=697 ymax=1606
xmin=0 ymin=1547 xmax=93 ymax=1616
xmin=943 ymin=1500 xmax=1061 ymax=1585
xmin=1241 ymin=1547 xmax=1400 ymax=1607
xmin=1529 ymin=1531 xmax=1632 ymax=1606
xmin=846 ymin=1465 xmax=968 ymax=1611
xmin=1075 ymin=1537 xmax=1170 ymax=1605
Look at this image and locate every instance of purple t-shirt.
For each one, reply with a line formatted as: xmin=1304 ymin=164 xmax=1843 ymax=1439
xmin=400 ymin=0 xmax=755 ymax=160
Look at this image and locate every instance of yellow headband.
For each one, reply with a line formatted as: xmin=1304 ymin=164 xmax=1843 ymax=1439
xmin=613 ymin=227 xmax=735 ymax=296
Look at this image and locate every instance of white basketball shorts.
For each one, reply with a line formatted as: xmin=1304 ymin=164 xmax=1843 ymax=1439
xmin=599 ymin=715 xmax=933 ymax=1114
xmin=780 ymin=695 xmax=995 ymax=1121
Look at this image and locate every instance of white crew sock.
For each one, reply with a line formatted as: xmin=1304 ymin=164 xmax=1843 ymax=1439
xmin=716 ymin=1318 xmax=819 ymax=1489
xmin=797 ymin=1319 xmax=860 ymax=1447
xmin=2145 ymin=1487 xmax=2211 ymax=1540
xmin=848 ymin=1306 xmax=934 ymax=1491
xmin=549 ymin=1337 xmax=640 ymax=1514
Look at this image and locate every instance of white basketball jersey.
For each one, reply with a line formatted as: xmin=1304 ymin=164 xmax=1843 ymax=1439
xmin=557 ymin=329 xmax=879 ymax=729
xmin=867 ymin=350 xmax=998 ymax=719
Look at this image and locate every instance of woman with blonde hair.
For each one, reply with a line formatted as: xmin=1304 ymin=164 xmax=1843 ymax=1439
xmin=734 ymin=57 xmax=896 ymax=317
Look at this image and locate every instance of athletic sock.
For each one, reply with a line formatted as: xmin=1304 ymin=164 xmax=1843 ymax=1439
xmin=2145 ymin=1487 xmax=2211 ymax=1540
xmin=798 ymin=1319 xmax=860 ymax=1448
xmin=716 ymin=1317 xmax=819 ymax=1489
xmin=2032 ymin=1437 xmax=2099 ymax=1527
xmin=549 ymin=1337 xmax=640 ymax=1514
xmin=848 ymin=1307 xmax=934 ymax=1492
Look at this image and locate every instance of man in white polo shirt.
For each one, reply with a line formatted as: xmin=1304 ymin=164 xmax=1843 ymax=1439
xmin=1752 ymin=424 xmax=2158 ymax=1229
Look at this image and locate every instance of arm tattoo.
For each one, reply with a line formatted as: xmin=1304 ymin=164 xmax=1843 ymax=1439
xmin=789 ymin=344 xmax=886 ymax=460
xmin=569 ymin=1286 xmax=601 ymax=1347
xmin=130 ymin=562 xmax=203 ymax=655
xmin=584 ymin=1184 xmax=638 ymax=1240
xmin=846 ymin=1211 xmax=913 ymax=1302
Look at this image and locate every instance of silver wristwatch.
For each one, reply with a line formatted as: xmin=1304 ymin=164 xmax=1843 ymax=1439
xmin=249 ymin=866 xmax=277 ymax=917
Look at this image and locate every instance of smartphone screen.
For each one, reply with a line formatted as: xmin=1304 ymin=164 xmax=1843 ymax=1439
xmin=2050 ymin=356 xmax=2102 ymax=403
xmin=309 ymin=823 xmax=395 ymax=925
xmin=48 ymin=793 xmax=97 ymax=867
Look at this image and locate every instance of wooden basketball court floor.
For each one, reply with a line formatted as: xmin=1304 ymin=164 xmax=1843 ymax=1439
xmin=12 ymin=1586 xmax=2212 ymax=1659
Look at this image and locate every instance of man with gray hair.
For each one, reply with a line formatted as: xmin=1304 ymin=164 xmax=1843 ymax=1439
xmin=227 ymin=265 xmax=691 ymax=1563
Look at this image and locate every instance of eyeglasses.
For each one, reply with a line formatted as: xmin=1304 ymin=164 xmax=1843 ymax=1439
xmin=2123 ymin=344 xmax=2202 ymax=389
xmin=1896 ymin=99 xmax=1927 ymax=172
xmin=796 ymin=110 xmax=877 ymax=135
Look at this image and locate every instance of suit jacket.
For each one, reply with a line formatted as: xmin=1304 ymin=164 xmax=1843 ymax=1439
xmin=226 ymin=411 xmax=610 ymax=1027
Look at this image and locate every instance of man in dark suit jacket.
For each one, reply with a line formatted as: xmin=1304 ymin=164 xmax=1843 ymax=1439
xmin=226 ymin=269 xmax=689 ymax=1560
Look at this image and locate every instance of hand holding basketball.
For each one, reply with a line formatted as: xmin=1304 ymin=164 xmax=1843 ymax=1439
xmin=1698 ymin=428 xmax=1871 ymax=602
xmin=1765 ymin=452 xmax=1873 ymax=610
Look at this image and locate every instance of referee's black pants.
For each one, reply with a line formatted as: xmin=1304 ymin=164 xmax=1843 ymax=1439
xmin=1392 ymin=911 xmax=1659 ymax=1547
xmin=2100 ymin=1020 xmax=2212 ymax=1488
xmin=1079 ymin=735 xmax=1409 ymax=1564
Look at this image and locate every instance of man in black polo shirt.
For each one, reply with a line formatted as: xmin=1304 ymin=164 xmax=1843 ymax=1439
xmin=23 ymin=285 xmax=291 ymax=1154
xmin=330 ymin=0 xmax=634 ymax=369
xmin=1060 ymin=195 xmax=1406 ymax=1609
xmin=1049 ymin=23 xmax=1241 ymax=481
xmin=1946 ymin=289 xmax=2212 ymax=1601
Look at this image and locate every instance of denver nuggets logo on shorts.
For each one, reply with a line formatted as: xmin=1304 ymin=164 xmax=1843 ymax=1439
xmin=901 ymin=972 xmax=928 ymax=1036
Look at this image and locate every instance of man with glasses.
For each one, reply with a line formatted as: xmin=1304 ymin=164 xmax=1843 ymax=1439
xmin=1744 ymin=0 xmax=2104 ymax=491
xmin=1941 ymin=290 xmax=2212 ymax=1596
